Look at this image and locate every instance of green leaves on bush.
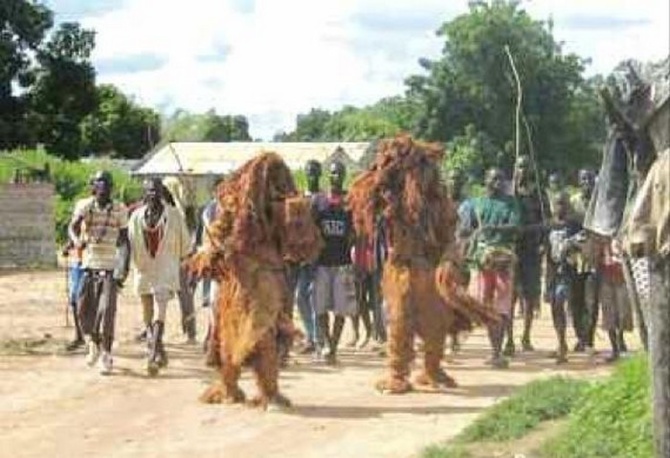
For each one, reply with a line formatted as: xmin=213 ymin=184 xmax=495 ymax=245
xmin=1 ymin=149 xmax=142 ymax=243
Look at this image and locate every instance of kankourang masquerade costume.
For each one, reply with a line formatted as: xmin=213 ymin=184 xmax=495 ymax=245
xmin=189 ymin=153 xmax=322 ymax=409
xmin=348 ymin=136 xmax=498 ymax=394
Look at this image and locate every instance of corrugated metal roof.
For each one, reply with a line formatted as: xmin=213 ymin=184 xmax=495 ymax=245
xmin=132 ymin=142 xmax=370 ymax=176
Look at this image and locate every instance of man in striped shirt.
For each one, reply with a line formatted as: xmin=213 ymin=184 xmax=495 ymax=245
xmin=68 ymin=171 xmax=130 ymax=375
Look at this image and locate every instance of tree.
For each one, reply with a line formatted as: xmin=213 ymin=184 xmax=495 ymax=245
xmin=81 ymin=84 xmax=161 ymax=158
xmin=0 ymin=0 xmax=53 ymax=149
xmin=29 ymin=22 xmax=97 ymax=160
xmin=406 ymin=0 xmax=604 ymax=176
xmin=162 ymin=109 xmax=251 ymax=142
xmin=278 ymin=98 xmax=416 ymax=142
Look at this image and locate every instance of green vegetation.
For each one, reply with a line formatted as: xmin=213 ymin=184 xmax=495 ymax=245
xmin=0 ymin=3 xmax=162 ymax=159
xmin=0 ymin=149 xmax=142 ymax=243
xmin=162 ymin=109 xmax=252 ymax=143
xmin=421 ymin=356 xmax=653 ymax=458
xmin=422 ymin=376 xmax=589 ymax=457
xmin=281 ymin=1 xmax=610 ymax=180
xmin=459 ymin=377 xmax=588 ymax=443
xmin=543 ymin=356 xmax=652 ymax=458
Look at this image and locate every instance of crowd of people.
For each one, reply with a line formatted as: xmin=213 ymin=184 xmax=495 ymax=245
xmin=62 ymin=153 xmax=639 ymax=381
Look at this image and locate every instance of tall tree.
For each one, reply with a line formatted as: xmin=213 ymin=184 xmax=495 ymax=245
xmin=0 ymin=0 xmax=53 ymax=149
xmin=406 ymin=0 xmax=604 ymax=175
xmin=81 ymin=84 xmax=161 ymax=158
xmin=29 ymin=22 xmax=97 ymax=160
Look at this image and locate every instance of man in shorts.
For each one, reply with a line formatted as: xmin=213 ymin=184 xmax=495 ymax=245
xmin=313 ymin=160 xmax=357 ymax=364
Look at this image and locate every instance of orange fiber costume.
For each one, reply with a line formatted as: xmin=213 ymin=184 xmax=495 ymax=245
xmin=348 ymin=136 xmax=497 ymax=394
xmin=189 ymin=153 xmax=322 ymax=409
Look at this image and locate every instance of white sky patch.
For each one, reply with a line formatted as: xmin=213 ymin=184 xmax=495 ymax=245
xmin=74 ymin=0 xmax=669 ymax=140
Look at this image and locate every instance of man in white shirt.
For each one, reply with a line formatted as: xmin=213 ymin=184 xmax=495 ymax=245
xmin=128 ymin=178 xmax=191 ymax=376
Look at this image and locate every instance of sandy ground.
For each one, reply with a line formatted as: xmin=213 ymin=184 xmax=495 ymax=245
xmin=0 ymin=269 xmax=628 ymax=458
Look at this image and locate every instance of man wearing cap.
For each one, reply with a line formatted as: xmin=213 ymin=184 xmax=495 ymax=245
xmin=68 ymin=171 xmax=130 ymax=375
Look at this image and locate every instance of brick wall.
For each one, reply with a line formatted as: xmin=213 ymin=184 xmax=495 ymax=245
xmin=0 ymin=183 xmax=57 ymax=268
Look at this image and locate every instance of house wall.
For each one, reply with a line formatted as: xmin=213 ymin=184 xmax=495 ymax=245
xmin=0 ymin=183 xmax=57 ymax=268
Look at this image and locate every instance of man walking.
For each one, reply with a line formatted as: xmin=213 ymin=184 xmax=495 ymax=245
xmin=313 ymin=160 xmax=357 ymax=364
xmin=68 ymin=171 xmax=129 ymax=375
xmin=128 ymin=178 xmax=191 ymax=375
xmin=464 ymin=168 xmax=520 ymax=368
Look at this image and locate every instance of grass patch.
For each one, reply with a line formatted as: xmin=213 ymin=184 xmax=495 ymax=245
xmin=422 ymin=443 xmax=473 ymax=458
xmin=459 ymin=376 xmax=588 ymax=442
xmin=541 ymin=355 xmax=652 ymax=458
xmin=421 ymin=376 xmax=589 ymax=458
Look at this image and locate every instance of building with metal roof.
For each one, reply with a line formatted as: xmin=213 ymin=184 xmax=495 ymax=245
xmin=131 ymin=141 xmax=370 ymax=176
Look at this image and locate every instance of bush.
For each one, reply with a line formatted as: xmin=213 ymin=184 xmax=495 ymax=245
xmin=0 ymin=149 xmax=143 ymax=244
xmin=541 ymin=356 xmax=652 ymax=458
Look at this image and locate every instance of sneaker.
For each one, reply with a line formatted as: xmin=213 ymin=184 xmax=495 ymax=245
xmin=99 ymin=351 xmax=113 ymax=375
xmin=86 ymin=341 xmax=100 ymax=367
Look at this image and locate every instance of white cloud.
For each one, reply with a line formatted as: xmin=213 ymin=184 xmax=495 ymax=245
xmin=76 ymin=0 xmax=669 ymax=139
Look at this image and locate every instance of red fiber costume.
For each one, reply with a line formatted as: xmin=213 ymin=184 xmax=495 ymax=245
xmin=189 ymin=153 xmax=322 ymax=409
xmin=348 ymin=135 xmax=498 ymax=394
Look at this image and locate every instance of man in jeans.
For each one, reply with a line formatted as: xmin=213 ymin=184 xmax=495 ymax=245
xmin=69 ymin=171 xmax=129 ymax=375
xmin=313 ymin=160 xmax=357 ymax=364
xmin=287 ymin=160 xmax=325 ymax=354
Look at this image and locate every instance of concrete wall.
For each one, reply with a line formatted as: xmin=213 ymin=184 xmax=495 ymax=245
xmin=0 ymin=183 xmax=57 ymax=268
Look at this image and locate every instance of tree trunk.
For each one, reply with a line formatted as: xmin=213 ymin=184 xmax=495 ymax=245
xmin=649 ymin=259 xmax=670 ymax=458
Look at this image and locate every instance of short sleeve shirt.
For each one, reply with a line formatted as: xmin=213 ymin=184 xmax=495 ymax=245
xmin=315 ymin=195 xmax=353 ymax=267
xmin=468 ymin=195 xmax=520 ymax=261
xmin=75 ymin=197 xmax=128 ymax=270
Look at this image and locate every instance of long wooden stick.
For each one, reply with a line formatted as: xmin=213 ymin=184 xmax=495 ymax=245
xmin=504 ymin=45 xmax=522 ymax=189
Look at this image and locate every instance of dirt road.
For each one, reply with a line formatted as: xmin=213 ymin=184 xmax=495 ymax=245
xmin=0 ymin=270 xmax=618 ymax=458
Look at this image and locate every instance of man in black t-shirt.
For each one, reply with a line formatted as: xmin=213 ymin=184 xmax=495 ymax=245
xmin=313 ymin=160 xmax=357 ymax=364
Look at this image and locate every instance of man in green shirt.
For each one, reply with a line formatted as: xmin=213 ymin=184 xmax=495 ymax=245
xmin=463 ymin=168 xmax=520 ymax=368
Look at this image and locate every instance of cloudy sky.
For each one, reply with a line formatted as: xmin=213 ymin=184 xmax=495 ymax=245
xmin=47 ymin=0 xmax=669 ymax=139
